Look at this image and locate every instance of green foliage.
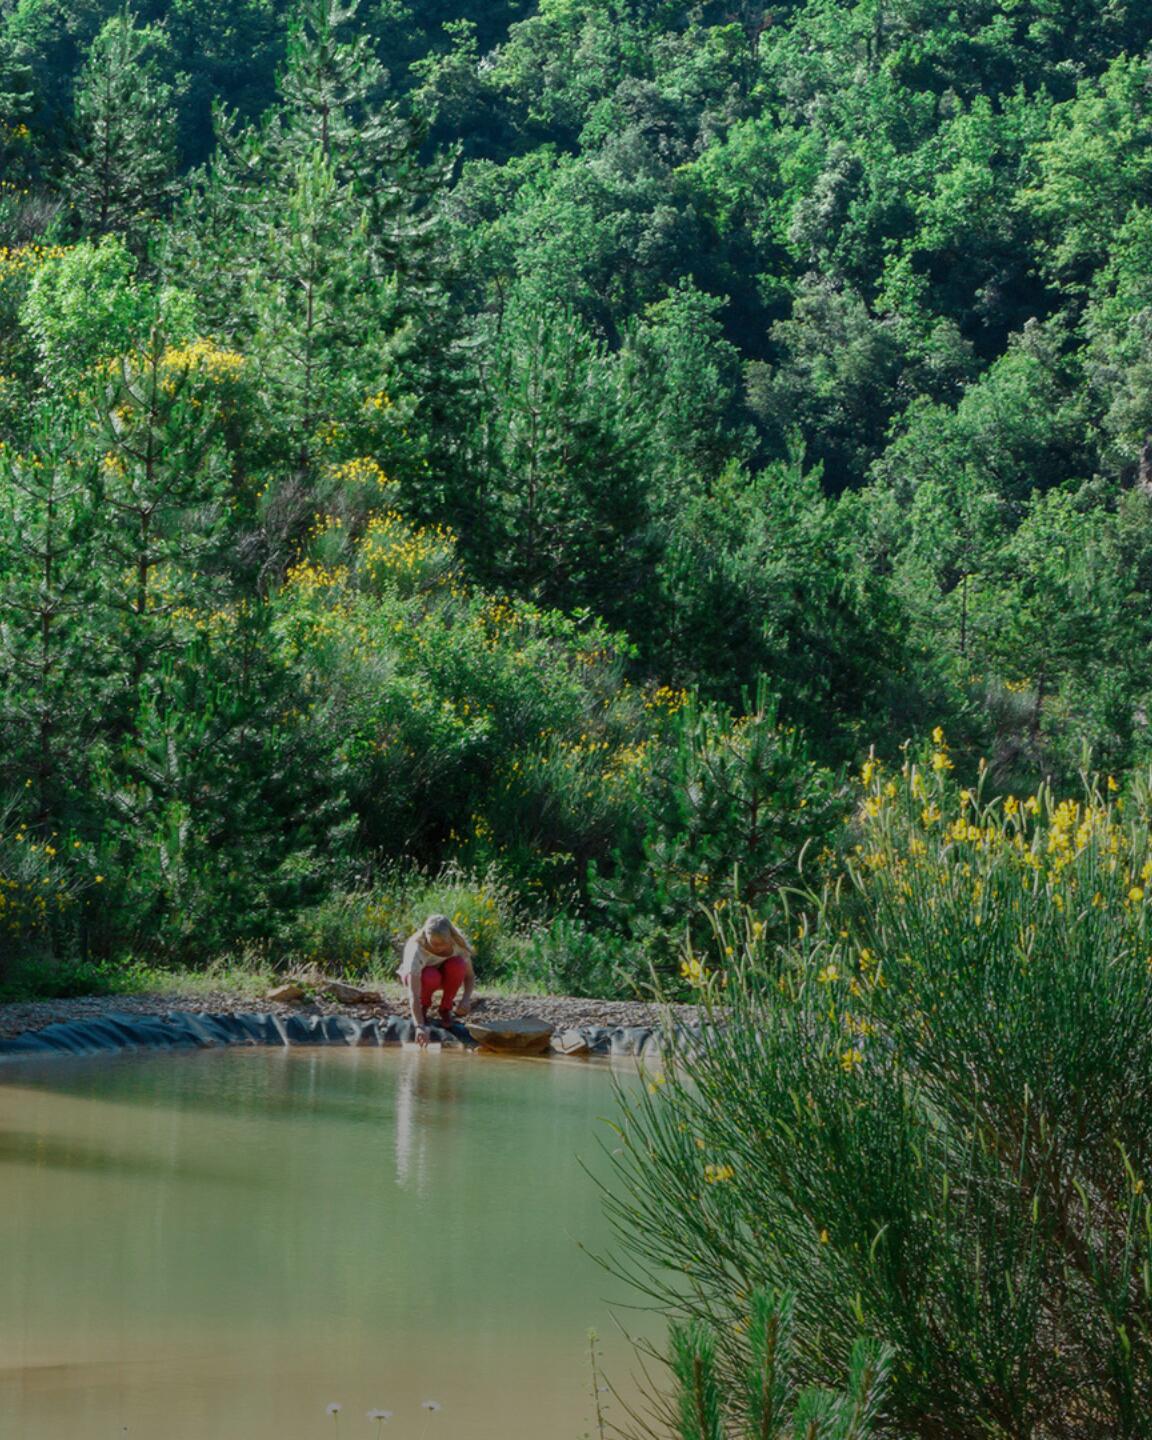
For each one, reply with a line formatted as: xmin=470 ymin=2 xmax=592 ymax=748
xmin=502 ymin=911 xmax=629 ymax=997
xmin=666 ymin=1291 xmax=892 ymax=1440
xmin=293 ymin=863 xmax=522 ymax=976
xmin=20 ymin=236 xmax=170 ymax=380
xmin=472 ymin=291 xmax=651 ymax=622
xmin=606 ymin=748 xmax=1152 ymax=1437
xmin=65 ymin=6 xmax=180 ymax=247
xmin=7 ymin=14 xmax=1152 ymax=1427
xmin=0 ymin=798 xmax=88 ymax=972
xmin=594 ymin=685 xmax=845 ymax=970
xmin=4 ymin=0 xmax=1152 ymax=1007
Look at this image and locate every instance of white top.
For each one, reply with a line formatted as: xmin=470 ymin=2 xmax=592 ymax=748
xmin=398 ymin=922 xmax=474 ymax=981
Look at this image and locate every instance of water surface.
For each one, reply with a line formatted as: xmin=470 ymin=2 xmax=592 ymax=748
xmin=0 ymin=1047 xmax=648 ymax=1439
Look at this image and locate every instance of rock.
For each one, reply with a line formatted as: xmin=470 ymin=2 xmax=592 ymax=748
xmin=466 ymin=1015 xmax=555 ymax=1056
xmin=266 ymin=983 xmax=307 ymax=1004
xmin=231 ymin=1013 xmax=284 ymax=1046
xmin=283 ymin=1013 xmax=323 ymax=1044
xmin=552 ymin=1028 xmax=591 ymax=1056
xmin=610 ymin=1026 xmax=653 ymax=1057
xmin=381 ymin=1016 xmax=410 ymax=1044
xmin=357 ymin=1018 xmax=383 ymax=1046
xmin=324 ymin=980 xmax=383 ymax=1005
xmin=320 ymin=1014 xmax=360 ymax=1044
xmin=578 ymin=1026 xmax=612 ymax=1055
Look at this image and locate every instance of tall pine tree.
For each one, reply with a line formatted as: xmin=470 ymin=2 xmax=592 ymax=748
xmin=65 ymin=7 xmax=180 ymax=251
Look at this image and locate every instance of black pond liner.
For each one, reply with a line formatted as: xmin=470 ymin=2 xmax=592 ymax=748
xmin=0 ymin=1012 xmax=675 ymax=1061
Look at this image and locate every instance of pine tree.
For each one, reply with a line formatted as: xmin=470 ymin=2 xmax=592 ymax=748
xmin=167 ymin=0 xmax=449 ymax=544
xmin=0 ymin=414 xmax=107 ymax=825
xmin=477 ymin=294 xmax=651 ymax=623
xmin=0 ymin=32 xmax=36 ymax=185
xmin=66 ymin=7 xmax=180 ymax=249
xmin=95 ymin=330 xmax=232 ymax=698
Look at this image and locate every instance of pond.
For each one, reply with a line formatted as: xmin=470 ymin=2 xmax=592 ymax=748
xmin=0 ymin=1047 xmax=650 ymax=1440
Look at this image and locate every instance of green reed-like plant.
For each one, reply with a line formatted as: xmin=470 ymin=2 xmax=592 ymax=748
xmin=605 ymin=736 xmax=1152 ymax=1438
xmin=667 ymin=1290 xmax=891 ymax=1440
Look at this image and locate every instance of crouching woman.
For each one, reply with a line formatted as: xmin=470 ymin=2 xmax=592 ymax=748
xmin=400 ymin=914 xmax=476 ymax=1046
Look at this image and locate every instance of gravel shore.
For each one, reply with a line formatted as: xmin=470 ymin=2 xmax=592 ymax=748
xmin=0 ymin=989 xmax=698 ymax=1043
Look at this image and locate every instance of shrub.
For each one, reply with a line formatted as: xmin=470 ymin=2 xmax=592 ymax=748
xmin=274 ymin=511 xmax=648 ymax=899
xmin=0 ymin=800 xmax=90 ymax=978
xmin=605 ymin=736 xmax=1152 ymax=1438
xmin=665 ymin=1290 xmax=891 ymax=1440
xmin=502 ymin=912 xmax=632 ymax=997
xmin=292 ymin=864 xmax=524 ymax=978
xmin=592 ymin=683 xmax=845 ymax=982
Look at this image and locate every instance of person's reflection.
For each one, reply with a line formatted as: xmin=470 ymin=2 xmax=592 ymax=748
xmin=393 ymin=1052 xmax=466 ymax=1193
xmin=393 ymin=1052 xmax=424 ymax=1190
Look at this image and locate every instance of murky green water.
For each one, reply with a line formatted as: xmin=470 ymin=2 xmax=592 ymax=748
xmin=0 ymin=1047 xmax=649 ymax=1440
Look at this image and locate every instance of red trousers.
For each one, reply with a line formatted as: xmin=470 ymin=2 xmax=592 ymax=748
xmin=421 ymin=956 xmax=467 ymax=1019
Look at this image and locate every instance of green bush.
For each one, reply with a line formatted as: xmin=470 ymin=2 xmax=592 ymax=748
xmin=592 ymin=683 xmax=846 ymax=983
xmin=502 ymin=912 xmax=633 ymax=997
xmin=291 ymin=864 xmax=525 ymax=979
xmin=666 ymin=1290 xmax=891 ymax=1440
xmin=0 ymin=800 xmax=92 ymax=978
xmin=605 ymin=738 xmax=1152 ymax=1437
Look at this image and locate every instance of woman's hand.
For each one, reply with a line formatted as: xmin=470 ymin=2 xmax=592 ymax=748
xmin=455 ymin=997 xmax=472 ymax=1019
xmin=415 ymin=1024 xmax=431 ymax=1047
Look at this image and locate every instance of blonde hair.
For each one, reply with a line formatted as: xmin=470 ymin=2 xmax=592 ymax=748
xmin=423 ymin=914 xmax=454 ymax=942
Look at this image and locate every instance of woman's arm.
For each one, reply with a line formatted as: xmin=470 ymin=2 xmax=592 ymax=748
xmin=408 ymin=969 xmax=431 ymax=1045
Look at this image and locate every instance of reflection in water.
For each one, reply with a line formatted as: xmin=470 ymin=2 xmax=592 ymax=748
xmin=394 ymin=1051 xmax=440 ymax=1193
xmin=0 ymin=1048 xmax=646 ymax=1440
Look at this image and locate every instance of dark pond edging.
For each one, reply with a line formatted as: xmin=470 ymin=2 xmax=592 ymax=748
xmin=0 ymin=1010 xmax=676 ymax=1061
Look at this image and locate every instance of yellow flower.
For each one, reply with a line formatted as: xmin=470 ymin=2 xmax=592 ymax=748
xmin=931 ymin=750 xmax=954 ymax=773
xmin=840 ymin=1047 xmax=864 ymax=1072
xmin=1108 ymin=776 xmax=1119 ymax=793
xmin=817 ymin=964 xmax=840 ymax=984
xmin=932 ymin=726 xmax=945 ymax=746
xmin=704 ymin=1163 xmax=735 ymax=1185
xmin=1129 ymin=887 xmax=1145 ymax=904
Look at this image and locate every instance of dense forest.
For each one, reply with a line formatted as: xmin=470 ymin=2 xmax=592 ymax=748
xmin=3 ymin=0 xmax=1152 ymax=985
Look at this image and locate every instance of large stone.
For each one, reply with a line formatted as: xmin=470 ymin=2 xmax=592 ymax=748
xmin=552 ymin=1028 xmax=591 ymax=1056
xmin=466 ymin=1015 xmax=555 ymax=1056
xmin=266 ymin=983 xmax=307 ymax=1004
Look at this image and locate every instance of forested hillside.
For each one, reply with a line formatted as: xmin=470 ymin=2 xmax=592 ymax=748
xmin=2 ymin=0 xmax=1152 ymax=982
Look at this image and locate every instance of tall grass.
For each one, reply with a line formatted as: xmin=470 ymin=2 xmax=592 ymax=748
xmin=605 ymin=735 xmax=1152 ymax=1437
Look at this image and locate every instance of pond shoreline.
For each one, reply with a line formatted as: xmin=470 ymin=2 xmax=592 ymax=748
xmin=0 ymin=988 xmax=698 ymax=1045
